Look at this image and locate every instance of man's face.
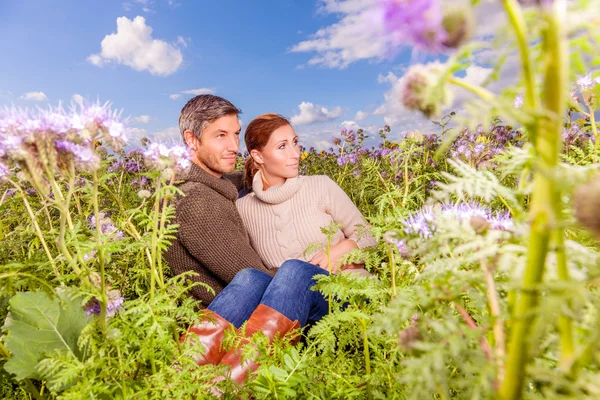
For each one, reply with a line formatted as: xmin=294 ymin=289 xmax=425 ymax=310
xmin=192 ymin=114 xmax=240 ymax=177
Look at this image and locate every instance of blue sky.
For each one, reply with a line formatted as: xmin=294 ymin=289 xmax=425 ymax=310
xmin=0 ymin=0 xmax=494 ymax=150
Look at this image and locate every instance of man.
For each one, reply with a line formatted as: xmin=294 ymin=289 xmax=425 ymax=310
xmin=164 ymin=94 xmax=272 ymax=307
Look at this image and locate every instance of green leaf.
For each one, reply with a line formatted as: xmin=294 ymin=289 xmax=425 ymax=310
xmin=2 ymin=290 xmax=87 ymax=381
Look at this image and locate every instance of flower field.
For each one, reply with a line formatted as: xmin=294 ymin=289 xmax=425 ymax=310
xmin=2 ymin=0 xmax=600 ymax=399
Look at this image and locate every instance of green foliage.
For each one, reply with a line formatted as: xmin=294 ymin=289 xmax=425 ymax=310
xmin=2 ymin=290 xmax=87 ymax=381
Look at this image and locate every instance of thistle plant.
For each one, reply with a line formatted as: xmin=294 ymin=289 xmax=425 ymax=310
xmin=382 ymin=0 xmax=600 ymax=398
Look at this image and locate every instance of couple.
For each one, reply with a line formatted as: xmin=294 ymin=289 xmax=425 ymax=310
xmin=164 ymin=94 xmax=376 ymax=386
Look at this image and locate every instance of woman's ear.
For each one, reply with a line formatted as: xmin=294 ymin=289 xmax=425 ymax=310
xmin=250 ymin=149 xmax=264 ymax=166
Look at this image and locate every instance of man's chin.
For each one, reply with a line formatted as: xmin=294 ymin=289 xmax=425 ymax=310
xmin=220 ymin=163 xmax=237 ymax=174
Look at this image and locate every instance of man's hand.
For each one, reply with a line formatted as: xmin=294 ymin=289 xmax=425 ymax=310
xmin=309 ymin=239 xmax=360 ymax=274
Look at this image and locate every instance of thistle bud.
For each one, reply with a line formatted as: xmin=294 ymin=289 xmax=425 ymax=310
xmin=470 ymin=215 xmax=490 ymax=234
xmin=441 ymin=6 xmax=473 ymax=49
xmin=398 ymin=314 xmax=421 ymax=353
xmin=401 ymin=62 xmax=452 ymax=118
xmin=573 ymin=174 xmax=600 ymax=238
xmin=137 ymin=189 xmax=152 ymax=199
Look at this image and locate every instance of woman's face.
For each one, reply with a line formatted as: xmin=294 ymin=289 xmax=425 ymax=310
xmin=252 ymin=124 xmax=300 ymax=187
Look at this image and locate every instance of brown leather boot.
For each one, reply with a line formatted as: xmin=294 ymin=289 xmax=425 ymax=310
xmin=181 ymin=310 xmax=233 ymax=366
xmin=217 ymin=304 xmax=301 ymax=386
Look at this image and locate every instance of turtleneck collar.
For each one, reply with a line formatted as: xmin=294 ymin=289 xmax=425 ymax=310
xmin=252 ymin=170 xmax=305 ymax=204
xmin=184 ymin=163 xmax=238 ymax=202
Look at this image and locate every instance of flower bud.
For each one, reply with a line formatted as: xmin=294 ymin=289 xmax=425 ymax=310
xmin=137 ymin=189 xmax=152 ymax=199
xmin=441 ymin=6 xmax=473 ymax=49
xmin=470 ymin=215 xmax=490 ymax=234
xmin=401 ymin=62 xmax=452 ymax=118
xmin=574 ymin=174 xmax=600 ymax=238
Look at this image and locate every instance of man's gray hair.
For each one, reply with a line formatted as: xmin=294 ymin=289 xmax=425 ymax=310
xmin=178 ymin=95 xmax=241 ymax=145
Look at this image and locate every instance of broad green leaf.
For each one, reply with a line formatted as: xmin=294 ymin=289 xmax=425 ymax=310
xmin=2 ymin=290 xmax=87 ymax=381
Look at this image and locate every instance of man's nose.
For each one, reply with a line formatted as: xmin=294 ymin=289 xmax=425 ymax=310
xmin=226 ymin=135 xmax=239 ymax=152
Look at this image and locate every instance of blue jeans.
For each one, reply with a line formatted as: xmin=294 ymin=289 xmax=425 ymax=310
xmin=207 ymin=259 xmax=329 ymax=328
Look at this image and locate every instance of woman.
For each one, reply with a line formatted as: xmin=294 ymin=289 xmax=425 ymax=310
xmin=186 ymin=113 xmax=376 ymax=387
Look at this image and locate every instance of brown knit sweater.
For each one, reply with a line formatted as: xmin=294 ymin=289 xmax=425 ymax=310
xmin=164 ymin=163 xmax=273 ymax=307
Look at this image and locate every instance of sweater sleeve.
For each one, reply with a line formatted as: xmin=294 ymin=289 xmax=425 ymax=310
xmin=176 ymin=192 xmax=272 ymax=283
xmin=322 ymin=176 xmax=377 ymax=249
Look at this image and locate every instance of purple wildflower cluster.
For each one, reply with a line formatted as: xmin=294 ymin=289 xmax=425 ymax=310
xmin=450 ymin=123 xmax=524 ymax=168
xmin=0 ymin=102 xmax=129 ymax=175
xmin=142 ymin=143 xmax=191 ymax=178
xmin=562 ymin=122 xmax=595 ymax=149
xmin=403 ymin=202 xmax=513 ymax=238
xmin=89 ymin=212 xmax=124 ymax=240
xmin=337 ymin=153 xmax=359 ymax=166
xmin=83 ymin=288 xmax=125 ymax=318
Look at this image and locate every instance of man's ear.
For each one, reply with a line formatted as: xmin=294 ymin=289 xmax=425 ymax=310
xmin=250 ymin=149 xmax=264 ymax=165
xmin=184 ymin=130 xmax=198 ymax=149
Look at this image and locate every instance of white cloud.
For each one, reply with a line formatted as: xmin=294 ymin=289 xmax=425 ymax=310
xmin=72 ymin=93 xmax=84 ymax=104
xmin=134 ymin=114 xmax=151 ymax=123
xmin=354 ymin=110 xmax=368 ymax=121
xmin=88 ymin=16 xmax=183 ymax=76
xmin=21 ymin=91 xmax=48 ymax=101
xmin=340 ymin=120 xmax=359 ymax=131
xmin=169 ymin=94 xmax=182 ymax=100
xmin=176 ymin=36 xmax=187 ymax=48
xmin=290 ymin=101 xmax=342 ymax=126
xmin=128 ymin=126 xmax=182 ymax=147
xmin=180 ymin=88 xmax=215 ymax=95
xmin=87 ymin=54 xmax=104 ymax=66
xmin=289 ymin=1 xmax=388 ymax=68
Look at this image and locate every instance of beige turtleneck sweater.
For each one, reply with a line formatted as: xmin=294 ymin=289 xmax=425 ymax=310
xmin=235 ymin=171 xmax=377 ymax=271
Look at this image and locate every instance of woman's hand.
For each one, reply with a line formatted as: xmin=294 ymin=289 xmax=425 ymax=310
xmin=309 ymin=239 xmax=360 ymax=274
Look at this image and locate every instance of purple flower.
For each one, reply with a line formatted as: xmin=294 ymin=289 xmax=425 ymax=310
xmin=353 ymin=169 xmax=361 ymax=176
xmin=83 ymin=289 xmax=124 ymax=318
xmin=514 ymin=94 xmax=524 ymax=109
xmin=55 ymin=140 xmax=101 ymax=172
xmin=0 ymin=162 xmax=10 ymax=182
xmin=89 ymin=212 xmax=124 ymax=240
xmin=403 ymin=202 xmax=513 ymax=238
xmin=383 ymin=0 xmax=447 ymax=51
xmin=347 ymin=153 xmax=359 ymax=164
xmin=337 ymin=155 xmax=348 ymax=166
xmin=383 ymin=232 xmax=409 ymax=258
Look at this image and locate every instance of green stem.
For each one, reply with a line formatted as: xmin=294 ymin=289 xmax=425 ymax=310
xmin=92 ymin=171 xmax=108 ymax=332
xmin=482 ymin=260 xmax=506 ymax=384
xmin=500 ymin=2 xmax=567 ymax=399
xmin=589 ymin=105 xmax=599 ymax=154
xmin=360 ymin=318 xmax=371 ymax=375
xmin=149 ymin=178 xmax=162 ymax=299
xmin=17 ymin=189 xmax=59 ymax=276
xmin=387 ymin=244 xmax=397 ymax=298
xmin=448 ymin=77 xmax=495 ymax=102
xmin=502 ymin=0 xmax=538 ymax=111
xmin=402 ymin=146 xmax=411 ymax=207
xmin=553 ymin=229 xmax=575 ymax=372
xmin=327 ymin=235 xmax=332 ymax=314
xmin=23 ymin=379 xmax=45 ymax=400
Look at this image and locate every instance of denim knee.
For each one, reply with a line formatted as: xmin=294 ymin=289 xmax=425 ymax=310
xmin=230 ymin=268 xmax=272 ymax=287
xmin=276 ymin=259 xmax=327 ymax=281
